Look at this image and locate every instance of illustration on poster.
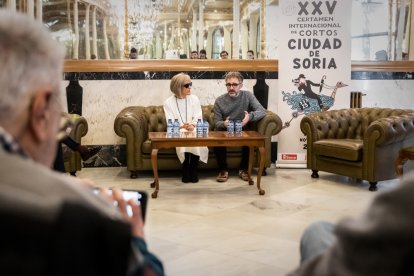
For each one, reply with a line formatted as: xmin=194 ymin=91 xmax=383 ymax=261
xmin=281 ymin=74 xmax=347 ymax=129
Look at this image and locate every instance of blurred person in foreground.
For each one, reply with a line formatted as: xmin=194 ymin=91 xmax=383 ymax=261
xmin=288 ymin=171 xmax=414 ymax=276
xmin=0 ymin=10 xmax=163 ymax=276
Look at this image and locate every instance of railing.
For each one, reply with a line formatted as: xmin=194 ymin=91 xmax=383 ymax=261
xmin=64 ymin=60 xmax=414 ymax=73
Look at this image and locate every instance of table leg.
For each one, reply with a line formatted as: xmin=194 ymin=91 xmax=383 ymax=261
xmin=395 ymin=155 xmax=407 ymax=176
xmin=257 ymin=146 xmax=266 ymax=195
xmin=150 ymin=148 xmax=160 ymax=198
xmin=248 ymin=147 xmax=254 ymax=185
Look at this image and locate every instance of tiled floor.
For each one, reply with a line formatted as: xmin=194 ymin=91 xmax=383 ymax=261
xmin=78 ymin=166 xmax=399 ymax=276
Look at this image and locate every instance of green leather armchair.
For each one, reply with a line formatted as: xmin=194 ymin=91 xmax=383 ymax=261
xmin=114 ymin=105 xmax=282 ymax=179
xmin=300 ymin=108 xmax=414 ymax=191
xmin=63 ymin=113 xmax=88 ymax=175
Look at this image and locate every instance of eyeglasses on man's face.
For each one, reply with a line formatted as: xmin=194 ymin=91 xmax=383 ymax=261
xmin=220 ymin=54 xmax=228 ymax=57
xmin=183 ymin=82 xmax=192 ymax=88
xmin=225 ymin=83 xmax=240 ymax=88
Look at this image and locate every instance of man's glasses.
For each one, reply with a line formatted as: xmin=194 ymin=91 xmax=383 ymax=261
xmin=220 ymin=54 xmax=228 ymax=57
xmin=183 ymin=82 xmax=192 ymax=88
xmin=225 ymin=83 xmax=240 ymax=88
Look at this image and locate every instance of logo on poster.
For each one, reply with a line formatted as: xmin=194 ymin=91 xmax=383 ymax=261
xmin=282 ymin=154 xmax=298 ymax=160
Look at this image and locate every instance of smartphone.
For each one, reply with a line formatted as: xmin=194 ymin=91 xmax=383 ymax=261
xmin=93 ymin=188 xmax=148 ymax=222
xmin=122 ymin=189 xmax=148 ymax=222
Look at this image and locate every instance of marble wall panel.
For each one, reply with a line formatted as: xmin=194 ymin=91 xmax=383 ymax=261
xmin=61 ymin=77 xmax=414 ymax=146
xmin=61 ymin=78 xmax=272 ymax=145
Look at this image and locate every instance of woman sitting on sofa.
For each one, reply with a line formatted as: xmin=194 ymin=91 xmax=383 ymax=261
xmin=163 ymin=73 xmax=208 ymax=183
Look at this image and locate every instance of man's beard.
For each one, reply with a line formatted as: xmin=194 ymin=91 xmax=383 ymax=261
xmin=228 ymin=90 xmax=239 ymax=97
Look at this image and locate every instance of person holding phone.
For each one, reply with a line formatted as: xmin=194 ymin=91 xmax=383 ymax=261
xmin=163 ymin=73 xmax=208 ymax=183
xmin=0 ymin=11 xmax=163 ymax=276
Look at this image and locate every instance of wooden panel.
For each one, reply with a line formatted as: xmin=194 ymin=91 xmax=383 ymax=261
xmin=64 ymin=59 xmax=278 ymax=72
xmin=64 ymin=59 xmax=414 ymax=73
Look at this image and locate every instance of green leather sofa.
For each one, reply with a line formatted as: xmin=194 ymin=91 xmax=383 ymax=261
xmin=114 ymin=105 xmax=283 ymax=179
xmin=63 ymin=113 xmax=88 ymax=175
xmin=300 ymin=108 xmax=414 ymax=191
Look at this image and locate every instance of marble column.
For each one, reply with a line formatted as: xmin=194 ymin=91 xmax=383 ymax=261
xmin=155 ymin=31 xmax=162 ymax=59
xmin=8 ymin=0 xmax=16 ymax=11
xmin=103 ymin=16 xmax=110 ymax=59
xmin=249 ymin=13 xmax=259 ymax=59
xmin=92 ymin=6 xmax=98 ymax=59
xmin=395 ymin=0 xmax=407 ymax=59
xmin=198 ymin=0 xmax=204 ymax=50
xmin=206 ymin=26 xmax=214 ymax=58
xmin=169 ymin=26 xmax=175 ymax=50
xmin=241 ymin=20 xmax=248 ymax=59
xmin=177 ymin=7 xmax=181 ymax=52
xmin=260 ymin=0 xmax=266 ymax=58
xmin=85 ymin=4 xmax=91 ymax=60
xmin=409 ymin=0 xmax=414 ymax=60
xmin=27 ymin=0 xmax=34 ymax=19
xmin=232 ymin=0 xmax=240 ymax=59
xmin=164 ymin=22 xmax=168 ymax=53
xmin=36 ymin=0 xmax=42 ymax=22
xmin=73 ymin=0 xmax=79 ymax=59
xmin=192 ymin=8 xmax=197 ymax=51
xmin=224 ymin=26 xmax=232 ymax=56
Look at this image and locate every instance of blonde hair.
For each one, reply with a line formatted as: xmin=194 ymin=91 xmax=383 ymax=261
xmin=170 ymin=73 xmax=190 ymax=97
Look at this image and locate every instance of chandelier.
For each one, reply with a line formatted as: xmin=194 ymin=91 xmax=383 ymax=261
xmin=128 ymin=0 xmax=170 ymax=48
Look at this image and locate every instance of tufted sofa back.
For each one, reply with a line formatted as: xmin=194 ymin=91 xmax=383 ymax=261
xmin=140 ymin=105 xmax=215 ymax=132
xmin=306 ymin=108 xmax=414 ymax=140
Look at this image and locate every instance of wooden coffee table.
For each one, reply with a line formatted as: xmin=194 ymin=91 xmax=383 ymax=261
xmin=148 ymin=131 xmax=266 ymax=198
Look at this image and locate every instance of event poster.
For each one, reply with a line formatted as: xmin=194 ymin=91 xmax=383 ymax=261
xmin=277 ymin=0 xmax=352 ymax=168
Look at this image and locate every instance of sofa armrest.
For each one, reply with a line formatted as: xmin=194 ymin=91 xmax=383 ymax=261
xmin=67 ymin=113 xmax=88 ymax=143
xmin=114 ymin=107 xmax=149 ymax=171
xmin=365 ymin=114 xmax=414 ymax=146
xmin=64 ymin=113 xmax=88 ymax=174
xmin=254 ymin=111 xmax=283 ymax=167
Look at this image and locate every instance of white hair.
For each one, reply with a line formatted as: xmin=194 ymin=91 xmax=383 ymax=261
xmin=0 ymin=10 xmax=64 ymax=123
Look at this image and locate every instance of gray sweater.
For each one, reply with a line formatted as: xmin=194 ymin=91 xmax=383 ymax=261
xmin=213 ymin=90 xmax=266 ymax=130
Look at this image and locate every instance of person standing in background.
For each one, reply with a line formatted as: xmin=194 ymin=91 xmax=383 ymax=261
xmin=220 ymin=50 xmax=229 ymax=59
xmin=199 ymin=49 xmax=207 ymax=59
xmin=129 ymin=47 xmax=138 ymax=59
xmin=163 ymin=73 xmax=208 ymax=183
xmin=190 ymin=50 xmax=198 ymax=59
xmin=247 ymin=50 xmax=255 ymax=60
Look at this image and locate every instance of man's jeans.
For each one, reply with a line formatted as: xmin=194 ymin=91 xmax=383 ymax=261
xmin=300 ymin=220 xmax=336 ymax=263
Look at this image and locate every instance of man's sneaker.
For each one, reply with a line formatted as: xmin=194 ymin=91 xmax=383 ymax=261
xmin=238 ymin=170 xmax=249 ymax=181
xmin=216 ymin=170 xmax=229 ymax=182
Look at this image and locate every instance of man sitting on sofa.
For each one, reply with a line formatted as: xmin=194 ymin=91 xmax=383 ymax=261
xmin=213 ymin=71 xmax=266 ymax=182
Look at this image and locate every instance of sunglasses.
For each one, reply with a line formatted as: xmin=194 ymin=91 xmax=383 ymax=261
xmin=183 ymin=82 xmax=192 ymax=88
xmin=225 ymin=83 xmax=240 ymax=88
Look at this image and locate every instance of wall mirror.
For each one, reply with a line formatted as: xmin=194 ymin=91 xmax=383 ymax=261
xmin=1 ymin=0 xmax=412 ymax=61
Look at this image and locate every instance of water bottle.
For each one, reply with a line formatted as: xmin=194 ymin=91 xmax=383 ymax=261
xmin=227 ymin=120 xmax=234 ymax=135
xmin=235 ymin=119 xmax=242 ymax=136
xmin=173 ymin=119 xmax=180 ymax=136
xmin=203 ymin=120 xmax=209 ymax=137
xmin=196 ymin=119 xmax=203 ymax=137
xmin=166 ymin=119 xmax=173 ymax=137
